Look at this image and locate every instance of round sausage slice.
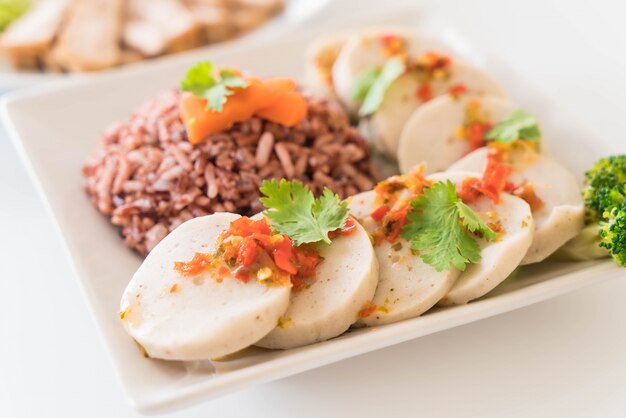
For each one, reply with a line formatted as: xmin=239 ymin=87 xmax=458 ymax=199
xmin=398 ymin=95 xmax=517 ymax=174
xmin=331 ymin=27 xmax=505 ymax=157
xmin=448 ymin=148 xmax=584 ymax=264
xmin=428 ymin=171 xmax=535 ymax=305
xmin=255 ymin=217 xmax=378 ymax=349
xmin=348 ymin=190 xmax=459 ymax=326
xmin=120 ymin=213 xmax=291 ymax=361
xmin=369 ymin=65 xmax=506 ymax=158
xmin=305 ymin=33 xmax=348 ymax=95
xmin=332 ymin=27 xmax=450 ymax=111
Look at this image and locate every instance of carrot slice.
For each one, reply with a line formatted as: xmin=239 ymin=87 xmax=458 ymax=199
xmin=180 ymin=91 xmax=256 ymax=144
xmin=180 ymin=77 xmax=303 ymax=144
xmin=253 ymin=78 xmax=297 ymax=110
xmin=180 ymin=79 xmax=264 ymax=144
xmin=255 ymin=91 xmax=308 ymax=127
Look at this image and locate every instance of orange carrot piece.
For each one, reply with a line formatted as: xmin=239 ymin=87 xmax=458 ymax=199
xmin=255 ymin=91 xmax=308 ymax=127
xmin=180 ymin=77 xmax=302 ymax=144
xmin=253 ymin=78 xmax=297 ymax=110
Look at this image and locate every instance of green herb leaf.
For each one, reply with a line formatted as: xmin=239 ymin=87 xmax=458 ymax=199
xmin=351 ymin=68 xmax=380 ymax=102
xmin=485 ymin=109 xmax=542 ymax=144
xmin=356 ymin=58 xmax=406 ymax=117
xmin=457 ymin=201 xmax=497 ymax=241
xmin=401 ymin=180 xmax=496 ymax=272
xmin=180 ymin=61 xmax=250 ymax=112
xmin=260 ymin=179 xmax=349 ymax=246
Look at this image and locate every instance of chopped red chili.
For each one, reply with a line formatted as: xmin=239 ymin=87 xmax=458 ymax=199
xmin=457 ymin=155 xmax=510 ymax=204
xmin=416 ymin=83 xmax=433 ymax=102
xmin=371 ymin=205 xmax=390 ymax=222
xmin=379 ymin=34 xmax=406 ymax=56
xmin=358 ymin=303 xmax=379 ymax=319
xmin=173 ymin=252 xmax=213 ymax=277
xmin=382 ymin=203 xmax=411 ymax=243
xmin=448 ymin=83 xmax=468 ymax=98
xmin=465 ymin=122 xmax=492 ymax=151
xmin=457 ymin=177 xmax=482 ymax=204
xmin=173 ymin=217 xmax=323 ymax=289
xmin=370 ymin=169 xmax=430 ymax=244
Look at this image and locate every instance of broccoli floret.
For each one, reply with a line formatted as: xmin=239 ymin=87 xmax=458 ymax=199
xmin=583 ymin=155 xmax=626 ymax=223
xmin=599 ymin=201 xmax=626 ymax=267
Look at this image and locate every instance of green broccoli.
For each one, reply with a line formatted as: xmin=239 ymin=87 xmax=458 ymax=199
xmin=599 ymin=201 xmax=626 ymax=266
xmin=583 ymin=155 xmax=626 ymax=223
xmin=559 ymin=155 xmax=626 ymax=266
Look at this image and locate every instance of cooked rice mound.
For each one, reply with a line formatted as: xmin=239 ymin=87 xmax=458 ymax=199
xmin=82 ymin=89 xmax=378 ymax=255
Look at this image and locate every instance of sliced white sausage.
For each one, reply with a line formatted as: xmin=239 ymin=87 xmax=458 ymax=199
xmin=428 ymin=171 xmax=535 ymax=305
xmin=305 ymin=33 xmax=348 ymax=95
xmin=120 ymin=213 xmax=291 ymax=361
xmin=331 ymin=27 xmax=506 ymax=157
xmin=256 ymin=218 xmax=378 ymax=349
xmin=348 ymin=190 xmax=459 ymax=326
xmin=398 ymin=95 xmax=517 ymax=174
xmin=332 ymin=27 xmax=450 ymax=111
xmin=448 ymin=148 xmax=584 ymax=264
xmin=371 ymin=64 xmax=506 ymax=158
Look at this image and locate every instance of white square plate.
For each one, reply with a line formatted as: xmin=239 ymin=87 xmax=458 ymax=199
xmin=1 ymin=5 xmax=622 ymax=413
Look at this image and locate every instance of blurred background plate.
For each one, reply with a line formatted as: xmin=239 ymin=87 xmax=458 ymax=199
xmin=0 ymin=0 xmax=331 ymax=93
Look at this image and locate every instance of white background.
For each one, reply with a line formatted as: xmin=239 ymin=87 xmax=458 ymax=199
xmin=1 ymin=0 xmax=626 ymax=417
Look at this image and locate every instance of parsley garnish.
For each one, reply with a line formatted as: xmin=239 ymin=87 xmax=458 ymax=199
xmin=401 ymin=181 xmax=497 ymax=272
xmin=353 ymin=57 xmax=406 ymax=117
xmin=485 ymin=109 xmax=541 ymax=144
xmin=180 ymin=61 xmax=249 ymax=112
xmin=260 ymin=179 xmax=349 ymax=246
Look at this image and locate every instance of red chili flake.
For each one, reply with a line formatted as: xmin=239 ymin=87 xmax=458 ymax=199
xmin=169 ymin=283 xmax=179 ymax=294
xmin=371 ymin=205 xmax=390 ymax=222
xmin=384 ymin=204 xmax=411 ymax=243
xmin=379 ymin=34 xmax=405 ymax=56
xmin=340 ymin=218 xmax=357 ymax=235
xmin=474 ymin=155 xmax=510 ymax=203
xmin=416 ymin=83 xmax=433 ymax=102
xmin=466 ymin=122 xmax=492 ymax=151
xmin=235 ymin=269 xmax=250 ymax=283
xmin=457 ymin=177 xmax=482 ymax=204
xmin=487 ymin=222 xmax=502 ymax=233
xmin=448 ymin=83 xmax=468 ymax=98
xmin=457 ymin=156 xmax=510 ymax=204
xmin=173 ymin=252 xmax=212 ymax=277
xmin=504 ymin=181 xmax=517 ymax=192
xmin=358 ymin=304 xmax=378 ymax=319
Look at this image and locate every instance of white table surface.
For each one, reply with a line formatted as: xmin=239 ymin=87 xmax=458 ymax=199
xmin=1 ymin=0 xmax=626 ymax=416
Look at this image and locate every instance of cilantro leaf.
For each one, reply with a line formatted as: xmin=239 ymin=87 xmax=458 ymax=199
xmin=219 ymin=69 xmax=249 ymax=88
xmin=485 ymin=109 xmax=542 ymax=144
xmin=457 ymin=201 xmax=497 ymax=241
xmin=180 ymin=61 xmax=250 ymax=112
xmin=356 ymin=58 xmax=406 ymax=117
xmin=260 ymin=179 xmax=349 ymax=246
xmin=181 ymin=61 xmax=215 ymax=96
xmin=401 ymin=181 xmax=496 ymax=272
xmin=351 ymin=68 xmax=380 ymax=102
